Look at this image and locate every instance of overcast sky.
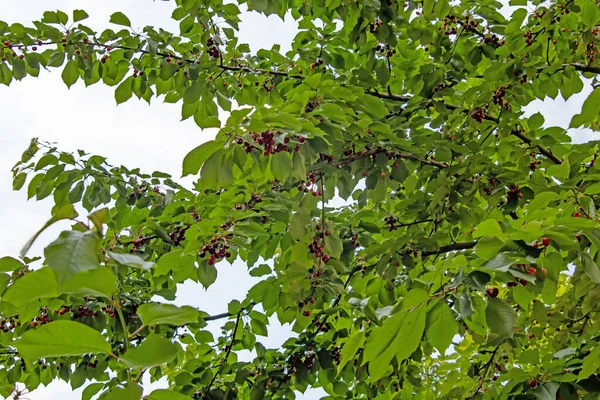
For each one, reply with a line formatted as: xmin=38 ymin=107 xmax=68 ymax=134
xmin=0 ymin=1 xmax=594 ymax=399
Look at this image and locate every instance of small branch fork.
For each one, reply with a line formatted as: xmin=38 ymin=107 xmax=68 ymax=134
xmin=468 ymin=344 xmax=501 ymax=399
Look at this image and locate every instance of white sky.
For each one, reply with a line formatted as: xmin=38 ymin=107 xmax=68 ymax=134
xmin=0 ymin=1 xmax=595 ymax=399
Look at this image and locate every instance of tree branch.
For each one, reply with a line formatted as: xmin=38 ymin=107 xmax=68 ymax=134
xmin=331 ymin=147 xmax=448 ymax=169
xmin=510 ymin=129 xmax=562 ymax=165
xmin=421 ymin=241 xmax=478 ymax=257
xmin=468 ymin=345 xmax=500 ymax=400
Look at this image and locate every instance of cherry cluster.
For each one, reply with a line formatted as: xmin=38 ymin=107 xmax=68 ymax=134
xmin=529 ymin=156 xmax=542 ymax=172
xmin=131 ymin=237 xmax=147 ymax=252
xmin=492 ymin=86 xmax=510 ymax=110
xmin=198 ymin=237 xmax=232 ymax=265
xmin=232 ymin=193 xmax=263 ymax=212
xmin=507 ymin=277 xmax=528 ymax=287
xmin=100 ymin=53 xmax=110 ymax=64
xmin=72 ymin=305 xmax=98 ymax=319
xmin=471 ymin=107 xmax=486 ymax=123
xmin=514 ymin=71 xmax=529 ymax=85
xmin=369 ymin=19 xmax=383 ymax=33
xmin=298 ymin=171 xmax=323 ymax=197
xmin=441 ymin=14 xmax=460 ymax=36
xmin=523 ymin=30 xmax=535 ymax=47
xmin=308 ymin=231 xmax=329 ymax=262
xmin=101 ymin=305 xmax=116 ymax=319
xmin=506 ymin=185 xmax=523 ymax=202
xmin=305 ymin=100 xmax=319 ymax=113
xmin=312 ymin=318 xmax=332 ymax=333
xmin=383 ymin=215 xmax=399 ymax=231
xmin=309 ymin=58 xmax=324 ymax=70
xmin=585 ymin=41 xmax=597 ymax=63
xmin=237 ymin=130 xmax=303 ymax=156
xmin=330 ymin=346 xmax=341 ymax=365
xmin=132 ymin=68 xmax=144 ymax=78
xmin=30 ymin=312 xmax=50 ymax=328
xmin=375 ymin=43 xmax=396 ymax=58
xmin=169 ymin=227 xmax=186 ymax=246
xmin=433 ymin=82 xmax=449 ymax=93
xmin=0 ymin=315 xmax=20 ymax=333
xmin=55 ymin=306 xmax=70 ymax=316
xmin=484 ymin=287 xmax=499 ymax=297
xmin=206 ymin=37 xmax=220 ymax=58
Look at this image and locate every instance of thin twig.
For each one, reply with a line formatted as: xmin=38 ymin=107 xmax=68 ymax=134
xmin=203 ymin=311 xmax=242 ymax=396
xmin=468 ymin=344 xmax=500 ymax=399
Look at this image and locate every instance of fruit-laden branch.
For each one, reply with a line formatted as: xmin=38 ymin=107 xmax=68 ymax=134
xmin=365 ymin=91 xmax=563 ymax=165
xmin=421 ymin=241 xmax=478 ymax=257
xmin=331 ymin=147 xmax=449 ymax=169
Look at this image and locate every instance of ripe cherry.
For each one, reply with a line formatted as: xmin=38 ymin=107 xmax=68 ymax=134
xmin=529 ymin=379 xmax=537 ymax=388
xmin=302 ymin=310 xmax=311 ymax=317
xmin=527 ymin=267 xmax=537 ymax=275
xmin=573 ymin=211 xmax=582 ymax=217
xmin=541 ymin=237 xmax=550 ymax=247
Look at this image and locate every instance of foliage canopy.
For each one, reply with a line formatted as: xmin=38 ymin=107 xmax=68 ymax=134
xmin=1 ymin=0 xmax=600 ymax=399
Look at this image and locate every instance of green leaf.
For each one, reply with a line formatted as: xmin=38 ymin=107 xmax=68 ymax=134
xmin=197 ymin=262 xmax=217 ymax=289
xmin=200 ymin=148 xmax=233 ymax=188
xmin=82 ymin=383 xmax=104 ymax=400
xmin=149 ymin=390 xmax=192 ymax=400
xmin=579 ymin=345 xmax=600 ymax=380
xmin=579 ymin=0 xmax=600 ymax=28
xmin=61 ymin=60 xmax=79 ymax=89
xmin=581 ymin=252 xmax=600 ymax=283
xmin=426 ymin=301 xmax=457 ymax=355
xmin=532 ymin=382 xmax=559 ymax=400
xmin=109 ymin=12 xmax=132 ymax=27
xmin=1 ymin=267 xmax=58 ymax=309
xmin=270 ymin=152 xmax=293 ymax=182
xmin=108 ymin=252 xmax=155 ymax=270
xmin=12 ymin=172 xmax=26 ymax=190
xmin=102 ymin=384 xmax=143 ymax=400
xmin=485 ymin=297 xmax=517 ymax=337
xmin=338 ymin=331 xmax=365 ymax=372
xmin=115 ymin=76 xmax=133 ymax=104
xmin=182 ymin=140 xmax=224 ymax=177
xmin=528 ymin=112 xmax=544 ymax=130
xmin=44 ymin=230 xmax=102 ymax=285
xmin=73 ymin=10 xmax=89 ymax=22
xmin=0 ymin=256 xmax=24 ymax=273
xmin=474 ymin=219 xmax=503 ymax=238
xmin=60 ymin=267 xmax=117 ymax=298
xmin=363 ymin=289 xmax=429 ymax=381
xmin=481 ymin=252 xmax=518 ymax=272
xmin=137 ymin=303 xmax=199 ymax=326
xmin=324 ymin=234 xmax=343 ymax=259
xmin=120 ymin=335 xmax=180 ymax=369
xmin=21 ymin=203 xmax=79 ymax=258
xmin=570 ymin=88 xmax=600 ymax=128
xmin=13 ymin=321 xmax=110 ymax=363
